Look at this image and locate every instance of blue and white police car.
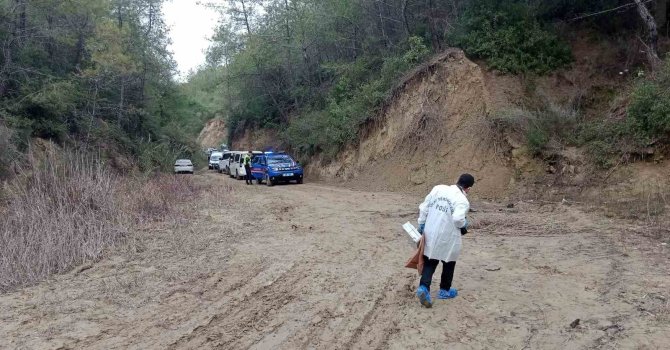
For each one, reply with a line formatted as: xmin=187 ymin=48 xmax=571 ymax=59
xmin=250 ymin=152 xmax=304 ymax=186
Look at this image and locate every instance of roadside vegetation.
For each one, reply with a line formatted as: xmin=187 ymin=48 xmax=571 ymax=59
xmin=0 ymin=1 xmax=213 ymax=291
xmin=0 ymin=0 xmax=213 ymax=178
xmin=187 ymin=0 xmax=670 ymax=164
xmin=0 ymin=150 xmax=203 ymax=292
xmin=492 ymin=57 xmax=670 ymax=169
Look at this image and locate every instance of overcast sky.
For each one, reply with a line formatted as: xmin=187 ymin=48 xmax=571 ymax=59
xmin=163 ymin=0 xmax=224 ymax=79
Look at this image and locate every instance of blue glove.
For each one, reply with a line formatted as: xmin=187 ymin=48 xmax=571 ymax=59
xmin=418 ymin=223 xmax=425 ymax=235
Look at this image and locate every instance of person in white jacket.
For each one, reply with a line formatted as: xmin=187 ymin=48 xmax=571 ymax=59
xmin=415 ymin=173 xmax=474 ymax=308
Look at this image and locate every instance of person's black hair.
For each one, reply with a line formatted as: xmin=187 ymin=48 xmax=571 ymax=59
xmin=457 ymin=173 xmax=475 ymax=189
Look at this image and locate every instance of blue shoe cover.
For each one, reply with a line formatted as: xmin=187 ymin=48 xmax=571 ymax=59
xmin=416 ymin=285 xmax=433 ymax=308
xmin=438 ymin=288 xmax=458 ymax=299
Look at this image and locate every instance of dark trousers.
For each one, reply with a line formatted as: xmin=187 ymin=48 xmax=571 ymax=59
xmin=244 ymin=165 xmax=253 ymax=184
xmin=420 ymin=256 xmax=456 ymax=291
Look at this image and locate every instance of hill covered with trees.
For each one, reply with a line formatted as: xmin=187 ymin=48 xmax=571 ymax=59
xmin=0 ymin=0 xmax=214 ymax=175
xmin=189 ymin=0 xmax=670 ymax=167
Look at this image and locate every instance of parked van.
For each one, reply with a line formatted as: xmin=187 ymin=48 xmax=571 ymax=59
xmin=229 ymin=151 xmax=262 ymax=179
xmin=217 ymin=151 xmax=233 ymax=174
xmin=227 ymin=151 xmax=244 ymax=177
xmin=208 ymin=152 xmax=223 ymax=170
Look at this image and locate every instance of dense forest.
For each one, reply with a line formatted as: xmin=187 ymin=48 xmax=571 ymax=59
xmin=186 ymin=0 xmax=670 ymax=164
xmin=0 ymin=0 xmax=213 ymax=176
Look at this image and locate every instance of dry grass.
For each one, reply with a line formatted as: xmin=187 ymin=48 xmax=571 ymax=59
xmin=0 ymin=151 xmax=203 ymax=292
xmin=122 ymin=173 xmax=203 ymax=225
xmin=588 ymin=180 xmax=670 ymax=240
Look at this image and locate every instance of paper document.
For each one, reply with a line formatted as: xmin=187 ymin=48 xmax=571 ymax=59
xmin=402 ymin=222 xmax=422 ymax=243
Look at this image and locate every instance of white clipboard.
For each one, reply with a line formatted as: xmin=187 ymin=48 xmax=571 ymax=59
xmin=402 ymin=222 xmax=421 ymax=243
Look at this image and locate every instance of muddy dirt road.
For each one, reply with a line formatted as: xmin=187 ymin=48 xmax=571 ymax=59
xmin=1 ymin=174 xmax=668 ymax=349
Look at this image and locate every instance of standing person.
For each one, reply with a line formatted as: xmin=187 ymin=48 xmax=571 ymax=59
xmin=415 ymin=173 xmax=474 ymax=308
xmin=244 ymin=151 xmax=253 ymax=185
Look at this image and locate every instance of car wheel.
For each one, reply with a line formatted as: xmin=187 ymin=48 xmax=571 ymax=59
xmin=297 ymin=178 xmax=303 ymax=184
xmin=265 ymin=174 xmax=274 ymax=187
xmin=256 ymin=177 xmax=262 ymax=185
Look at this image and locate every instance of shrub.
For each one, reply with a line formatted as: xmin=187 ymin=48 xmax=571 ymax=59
xmin=527 ymin=127 xmax=550 ymax=155
xmin=492 ymin=103 xmax=579 ymax=156
xmin=577 ymin=58 xmax=670 ymax=168
xmin=627 ymin=61 xmax=670 ymax=143
xmin=15 ymin=80 xmax=80 ymax=142
xmin=451 ymin=1 xmax=572 ymax=74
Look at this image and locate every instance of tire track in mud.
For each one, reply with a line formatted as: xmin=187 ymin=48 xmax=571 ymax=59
xmin=340 ymin=275 xmax=413 ymax=350
xmin=168 ymin=263 xmax=304 ymax=349
xmin=1 ymin=175 xmax=669 ymax=349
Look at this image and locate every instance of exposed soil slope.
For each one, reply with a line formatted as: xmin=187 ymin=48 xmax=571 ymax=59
xmin=197 ymin=119 xmax=227 ymax=148
xmin=232 ymin=127 xmax=279 ymax=151
xmin=1 ymin=174 xmax=668 ymax=349
xmin=307 ymin=50 xmax=514 ymax=200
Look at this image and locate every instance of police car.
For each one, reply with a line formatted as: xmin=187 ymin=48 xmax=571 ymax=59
xmin=250 ymin=152 xmax=304 ymax=186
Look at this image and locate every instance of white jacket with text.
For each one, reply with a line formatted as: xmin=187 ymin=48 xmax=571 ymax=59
xmin=418 ymin=184 xmax=470 ymax=262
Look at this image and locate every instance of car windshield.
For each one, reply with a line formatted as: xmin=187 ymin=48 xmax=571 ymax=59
xmin=210 ymin=155 xmax=221 ymax=161
xmin=268 ymin=155 xmax=294 ymax=164
xmin=175 ymin=160 xmax=191 ymax=166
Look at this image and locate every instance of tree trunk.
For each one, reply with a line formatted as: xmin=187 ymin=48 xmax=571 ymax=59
xmin=283 ymin=0 xmax=292 ymax=85
xmin=635 ymin=0 xmax=661 ymax=69
xmin=140 ymin=0 xmax=155 ymax=104
xmin=0 ymin=43 xmax=12 ymax=97
xmin=656 ymin=0 xmax=668 ymax=32
xmin=376 ymin=0 xmax=391 ymax=48
xmin=284 ymin=0 xmax=295 ymax=109
xmin=427 ymin=0 xmax=441 ymax=51
xmin=118 ymin=78 xmax=125 ymax=127
xmin=117 ymin=1 xmax=124 ymax=29
xmin=86 ymin=81 xmax=99 ymax=147
xmin=18 ymin=0 xmax=26 ymax=34
xmin=240 ymin=0 xmax=252 ymax=35
xmin=402 ymin=0 xmax=410 ymax=36
xmin=74 ymin=17 xmax=90 ymax=70
xmin=14 ymin=0 xmax=27 ymax=43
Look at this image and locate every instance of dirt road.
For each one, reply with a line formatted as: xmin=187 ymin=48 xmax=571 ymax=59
xmin=1 ymin=174 xmax=668 ymax=349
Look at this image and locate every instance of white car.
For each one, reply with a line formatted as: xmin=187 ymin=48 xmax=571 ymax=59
xmin=174 ymin=159 xmax=194 ymax=174
xmin=229 ymin=151 xmax=262 ymax=179
xmin=208 ymin=152 xmax=223 ymax=170
xmin=228 ymin=152 xmax=244 ymax=179
xmin=217 ymin=151 xmax=233 ymax=174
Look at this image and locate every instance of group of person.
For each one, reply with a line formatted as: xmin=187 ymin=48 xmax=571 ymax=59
xmin=414 ymin=173 xmax=475 ymax=308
